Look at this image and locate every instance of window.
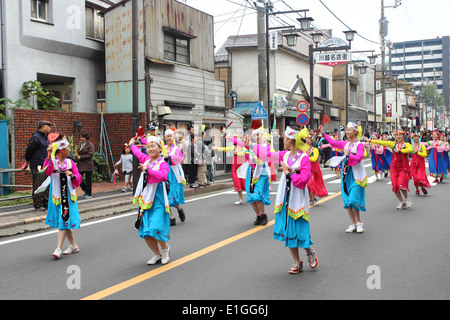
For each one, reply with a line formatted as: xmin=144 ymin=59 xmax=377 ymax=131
xmin=366 ymin=93 xmax=373 ymax=106
xmin=350 ymin=84 xmax=357 ymax=105
xmin=86 ymin=7 xmax=104 ymax=41
xmin=31 ymin=0 xmax=48 ymax=22
xmin=164 ymin=33 xmax=190 ymax=64
xmin=97 ymin=90 xmax=105 ymax=101
xmin=319 ymin=76 xmax=329 ymax=99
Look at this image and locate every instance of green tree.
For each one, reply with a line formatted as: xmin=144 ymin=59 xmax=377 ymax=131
xmin=0 ymin=98 xmax=33 ymax=120
xmin=423 ymin=83 xmax=444 ymax=106
xmin=21 ymin=80 xmax=61 ymax=110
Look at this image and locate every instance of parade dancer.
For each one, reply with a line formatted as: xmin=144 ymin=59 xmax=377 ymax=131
xmin=366 ymin=133 xmax=388 ymax=181
xmin=439 ymin=133 xmax=449 ymax=176
xmin=163 ymin=128 xmax=186 ymax=226
xmin=129 ymin=136 xmax=171 ymax=265
xmin=305 ymin=135 xmax=328 ymax=205
xmin=365 ymin=130 xmax=414 ymax=210
xmin=410 ymin=133 xmax=430 ymax=195
xmin=213 ymin=133 xmax=247 ymax=205
xmin=36 ymin=134 xmax=83 ymax=259
xmin=253 ymin=126 xmax=318 ymax=274
xmin=323 ymin=123 xmax=367 ymax=233
xmin=423 ymin=130 xmax=446 ymax=183
xmin=381 ymin=134 xmax=392 ymax=177
xmin=225 ymin=121 xmax=271 ymax=225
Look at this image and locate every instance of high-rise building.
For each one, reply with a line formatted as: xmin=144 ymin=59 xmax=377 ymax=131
xmin=390 ymin=36 xmax=450 ymax=110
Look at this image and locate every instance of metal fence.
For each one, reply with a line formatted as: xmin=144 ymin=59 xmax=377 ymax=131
xmin=0 ymin=168 xmax=32 ymax=200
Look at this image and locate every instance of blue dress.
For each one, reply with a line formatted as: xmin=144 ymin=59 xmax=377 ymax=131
xmin=45 ymin=178 xmax=80 ymax=230
xmin=273 ymin=192 xmax=313 ymax=249
xmin=429 ymin=148 xmax=447 ymax=177
xmin=341 ymin=165 xmax=366 ymax=212
xmin=370 ymin=149 xmax=388 ymax=173
xmin=138 ymin=182 xmax=171 ymax=242
xmin=167 ymin=166 xmax=185 ymax=207
xmin=443 ymin=150 xmax=449 ymax=175
xmin=245 ymin=164 xmax=271 ymax=205
xmin=383 ymin=149 xmax=392 ymax=171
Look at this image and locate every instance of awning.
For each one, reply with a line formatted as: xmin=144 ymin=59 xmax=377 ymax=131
xmin=146 ymin=57 xmax=175 ymax=66
xmin=233 ymin=102 xmax=259 ymax=116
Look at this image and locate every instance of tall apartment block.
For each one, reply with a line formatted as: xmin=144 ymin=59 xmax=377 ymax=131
xmin=390 ymin=36 xmax=450 ymax=110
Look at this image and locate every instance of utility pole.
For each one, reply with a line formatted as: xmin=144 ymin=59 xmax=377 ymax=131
xmin=380 ymin=0 xmax=387 ymax=132
xmin=131 ymin=0 xmax=139 ymax=191
xmin=256 ymin=0 xmax=268 ymax=128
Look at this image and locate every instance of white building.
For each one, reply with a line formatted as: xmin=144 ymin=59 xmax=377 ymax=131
xmin=390 ymin=37 xmax=450 ymax=109
xmin=0 ymin=0 xmax=118 ymax=114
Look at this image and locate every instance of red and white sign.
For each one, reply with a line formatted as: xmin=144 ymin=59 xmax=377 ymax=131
xmin=386 ymin=103 xmax=392 ymax=117
xmin=316 ymin=52 xmax=349 ymax=66
xmin=296 ymin=100 xmax=309 ymax=113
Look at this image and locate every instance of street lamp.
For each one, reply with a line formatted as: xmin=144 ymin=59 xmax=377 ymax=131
xmin=283 ymin=32 xmax=299 ymax=47
xmin=311 ymin=32 xmax=323 ymax=47
xmin=368 ymin=54 xmax=378 ymax=65
xmin=297 ymin=16 xmax=314 ymax=31
xmin=343 ymin=30 xmax=357 ymax=43
xmin=358 ymin=62 xmax=368 ymax=75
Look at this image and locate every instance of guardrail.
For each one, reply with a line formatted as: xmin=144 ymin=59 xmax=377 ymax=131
xmin=0 ymin=168 xmax=32 ymax=198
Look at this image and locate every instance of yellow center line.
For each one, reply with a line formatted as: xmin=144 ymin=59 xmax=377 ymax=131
xmin=81 ymin=191 xmax=341 ymax=300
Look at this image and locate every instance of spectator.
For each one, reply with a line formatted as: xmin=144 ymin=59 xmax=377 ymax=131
xmin=25 ymin=120 xmax=52 ymax=211
xmin=187 ymin=127 xmax=199 ymax=188
xmin=204 ymin=133 xmax=216 ymax=185
xmin=76 ymin=131 xmax=95 ymax=199
xmin=197 ymin=131 xmax=208 ymax=187
xmin=115 ymin=144 xmax=133 ymax=192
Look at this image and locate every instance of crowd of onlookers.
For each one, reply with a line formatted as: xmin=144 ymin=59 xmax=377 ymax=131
xmin=141 ymin=125 xmax=218 ymax=189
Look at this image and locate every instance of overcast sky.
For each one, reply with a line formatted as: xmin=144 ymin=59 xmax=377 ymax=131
xmin=182 ymin=0 xmax=450 ymax=62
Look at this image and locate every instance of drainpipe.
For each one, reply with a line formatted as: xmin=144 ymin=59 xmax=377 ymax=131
xmin=143 ymin=0 xmax=153 ymax=127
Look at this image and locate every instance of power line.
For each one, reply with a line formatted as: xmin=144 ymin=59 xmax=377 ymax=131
xmin=317 ymin=0 xmax=380 ymax=45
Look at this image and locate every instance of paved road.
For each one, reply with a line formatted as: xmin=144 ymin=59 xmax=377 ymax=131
xmin=1 ymin=158 xmax=449 ymax=302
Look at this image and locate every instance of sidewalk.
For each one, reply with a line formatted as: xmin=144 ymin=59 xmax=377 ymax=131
xmin=0 ymin=174 xmax=234 ymax=238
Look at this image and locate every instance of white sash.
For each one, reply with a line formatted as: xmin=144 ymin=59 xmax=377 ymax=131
xmin=168 ymin=145 xmax=186 ymax=185
xmin=345 ymin=141 xmax=368 ymax=188
xmin=35 ymin=158 xmax=77 ymax=204
xmin=133 ymin=159 xmax=170 ymax=213
xmin=274 ymin=152 xmax=310 ymax=221
xmin=236 ymin=145 xmax=271 ymax=182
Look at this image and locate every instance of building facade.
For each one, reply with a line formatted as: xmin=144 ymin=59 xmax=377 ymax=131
xmin=0 ymin=0 xmax=116 ymax=115
xmin=332 ymin=62 xmax=369 ymax=131
xmin=215 ymin=32 xmax=337 ymax=132
xmin=103 ymin=0 xmax=231 ymax=137
xmin=390 ymin=36 xmax=450 ymax=111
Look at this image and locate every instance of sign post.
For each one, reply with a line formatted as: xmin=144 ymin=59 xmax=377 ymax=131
xmin=251 ymin=101 xmax=268 ymax=120
xmin=295 ymin=100 xmax=310 ymax=127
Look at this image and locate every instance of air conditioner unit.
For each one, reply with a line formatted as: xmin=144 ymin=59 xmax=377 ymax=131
xmin=157 ymin=105 xmax=172 ymax=116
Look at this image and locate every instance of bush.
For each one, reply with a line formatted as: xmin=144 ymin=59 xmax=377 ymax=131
xmin=92 ymin=152 xmax=110 ymax=182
